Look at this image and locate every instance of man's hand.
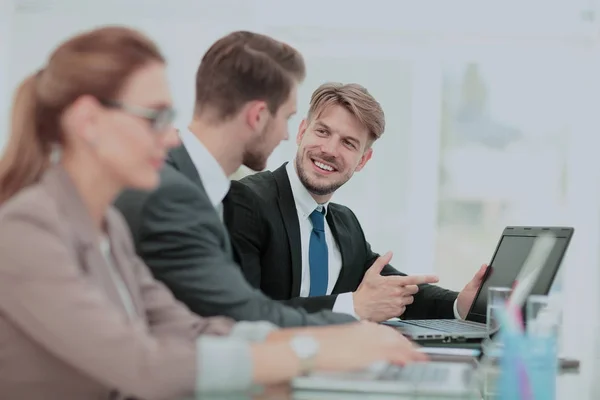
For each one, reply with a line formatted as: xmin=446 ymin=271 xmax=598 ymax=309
xmin=456 ymin=264 xmax=488 ymax=319
xmin=352 ymin=252 xmax=439 ymax=322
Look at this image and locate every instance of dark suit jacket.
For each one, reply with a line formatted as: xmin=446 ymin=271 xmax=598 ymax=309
xmin=224 ymin=163 xmax=458 ymax=319
xmin=114 ymin=146 xmax=356 ymax=327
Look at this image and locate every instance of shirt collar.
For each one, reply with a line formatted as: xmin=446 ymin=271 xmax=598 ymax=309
xmin=285 ymin=160 xmax=329 ymax=220
xmin=179 ymin=128 xmax=230 ymax=208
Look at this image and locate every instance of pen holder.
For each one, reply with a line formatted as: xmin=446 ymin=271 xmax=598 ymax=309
xmin=498 ymin=331 xmax=558 ymax=400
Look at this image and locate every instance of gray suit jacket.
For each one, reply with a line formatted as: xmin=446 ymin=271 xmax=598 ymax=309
xmin=0 ymin=166 xmax=263 ymax=399
xmin=115 ymin=145 xmax=356 ymax=327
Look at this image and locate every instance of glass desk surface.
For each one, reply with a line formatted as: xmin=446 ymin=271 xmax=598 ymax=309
xmin=186 ymin=368 xmax=584 ymax=400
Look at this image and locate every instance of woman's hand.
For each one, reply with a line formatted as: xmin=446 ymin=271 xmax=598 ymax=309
xmin=313 ymin=321 xmax=427 ymax=372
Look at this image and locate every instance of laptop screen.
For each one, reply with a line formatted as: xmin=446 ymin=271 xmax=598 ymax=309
xmin=466 ymin=227 xmax=572 ymax=323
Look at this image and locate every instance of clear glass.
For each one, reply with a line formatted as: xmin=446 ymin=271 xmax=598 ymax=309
xmin=527 ymin=294 xmax=562 ymax=338
xmin=524 ymin=295 xmax=560 ymax=399
xmin=486 ymin=286 xmax=513 ymax=334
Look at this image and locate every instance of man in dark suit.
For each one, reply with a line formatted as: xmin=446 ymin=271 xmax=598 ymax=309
xmin=115 ymin=32 xmax=359 ymax=327
xmin=225 ymin=82 xmax=488 ymax=322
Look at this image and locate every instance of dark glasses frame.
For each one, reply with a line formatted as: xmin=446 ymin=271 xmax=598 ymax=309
xmin=100 ymin=99 xmax=175 ymax=132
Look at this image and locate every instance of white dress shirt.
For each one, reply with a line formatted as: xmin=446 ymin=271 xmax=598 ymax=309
xmin=285 ymin=162 xmax=357 ymax=317
xmin=286 ymin=161 xmax=462 ymax=321
xmin=179 ymin=128 xmax=230 ymax=219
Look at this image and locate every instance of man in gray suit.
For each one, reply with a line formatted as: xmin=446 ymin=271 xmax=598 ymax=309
xmin=115 ymin=31 xmax=367 ymax=327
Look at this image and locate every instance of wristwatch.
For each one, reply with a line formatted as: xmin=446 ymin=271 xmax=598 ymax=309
xmin=289 ymin=335 xmax=320 ymax=376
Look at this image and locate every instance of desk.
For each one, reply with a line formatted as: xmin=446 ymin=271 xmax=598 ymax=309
xmin=189 ymin=368 xmax=584 ymax=399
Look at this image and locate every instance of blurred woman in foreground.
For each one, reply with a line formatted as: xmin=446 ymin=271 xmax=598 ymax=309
xmin=0 ymin=26 xmax=424 ymax=399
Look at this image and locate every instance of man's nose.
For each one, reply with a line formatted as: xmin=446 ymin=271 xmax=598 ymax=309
xmin=320 ymin=137 xmax=337 ymax=156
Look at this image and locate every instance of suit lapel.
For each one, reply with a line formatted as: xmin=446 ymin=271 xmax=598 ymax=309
xmin=166 ymin=145 xmax=203 ymax=187
xmin=78 ymin=242 xmax=135 ymax=315
xmin=327 ymin=208 xmax=352 ymax=293
xmin=273 ymin=164 xmax=303 ymax=297
xmin=222 ymin=194 xmax=241 ymax=261
xmin=167 ymin=144 xmax=234 ymax=258
xmin=42 ymin=167 xmax=144 ymax=318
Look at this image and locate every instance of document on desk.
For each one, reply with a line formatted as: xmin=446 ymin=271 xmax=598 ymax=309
xmin=420 ymin=347 xmax=481 ymax=357
xmin=419 ymin=347 xmax=481 ymax=363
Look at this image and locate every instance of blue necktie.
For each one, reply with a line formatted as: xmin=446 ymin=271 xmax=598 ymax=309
xmin=308 ymin=207 xmax=328 ymax=296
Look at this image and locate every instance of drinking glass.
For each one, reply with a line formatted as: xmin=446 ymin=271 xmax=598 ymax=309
xmin=486 ymin=286 xmax=513 ymax=334
xmin=526 ymin=294 xmax=561 ymax=338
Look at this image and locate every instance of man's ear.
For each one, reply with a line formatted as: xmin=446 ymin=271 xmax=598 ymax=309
xmin=245 ymin=100 xmax=269 ymax=135
xmin=296 ymin=119 xmax=308 ymax=145
xmin=354 ymin=147 xmax=373 ymax=172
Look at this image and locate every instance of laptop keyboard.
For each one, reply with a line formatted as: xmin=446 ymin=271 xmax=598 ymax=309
xmin=379 ymin=364 xmax=449 ymax=383
xmin=403 ymin=319 xmax=488 ymax=333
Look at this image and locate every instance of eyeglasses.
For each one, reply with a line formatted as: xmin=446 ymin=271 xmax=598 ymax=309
xmin=100 ymin=99 xmax=176 ymax=132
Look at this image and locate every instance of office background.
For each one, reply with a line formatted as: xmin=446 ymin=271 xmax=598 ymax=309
xmin=2 ymin=0 xmax=600 ymax=393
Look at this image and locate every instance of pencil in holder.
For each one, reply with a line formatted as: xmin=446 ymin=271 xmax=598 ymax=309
xmin=498 ymin=331 xmax=558 ymax=400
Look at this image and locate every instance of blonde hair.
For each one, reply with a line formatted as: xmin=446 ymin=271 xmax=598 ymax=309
xmin=307 ymin=82 xmax=385 ymax=144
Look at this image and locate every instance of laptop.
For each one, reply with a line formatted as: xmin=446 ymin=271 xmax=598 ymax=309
xmin=292 ymin=233 xmax=564 ymax=397
xmin=383 ymin=226 xmax=573 ymax=342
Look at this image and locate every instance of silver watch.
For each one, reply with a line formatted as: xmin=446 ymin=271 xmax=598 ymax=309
xmin=290 ymin=335 xmax=320 ymax=376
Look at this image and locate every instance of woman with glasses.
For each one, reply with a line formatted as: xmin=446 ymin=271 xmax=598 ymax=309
xmin=0 ymin=26 xmax=424 ymax=399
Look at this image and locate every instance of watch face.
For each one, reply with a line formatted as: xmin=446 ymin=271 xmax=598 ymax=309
xmin=291 ymin=335 xmax=319 ymax=358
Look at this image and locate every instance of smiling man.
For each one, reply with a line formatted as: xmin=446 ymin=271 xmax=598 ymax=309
xmin=224 ymin=82 xmax=487 ymax=322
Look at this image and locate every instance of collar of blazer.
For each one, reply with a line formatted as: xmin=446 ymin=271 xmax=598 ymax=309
xmin=166 ymin=144 xmax=203 ymax=187
xmin=42 ymin=166 xmax=145 ymax=315
xmin=42 ymin=166 xmax=138 ymax=253
xmin=166 ymin=144 xmax=233 ymax=254
xmin=40 ymin=165 xmax=143 ymax=264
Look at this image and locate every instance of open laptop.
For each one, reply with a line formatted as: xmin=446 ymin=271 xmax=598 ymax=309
xmin=292 ymin=233 xmax=564 ymax=396
xmin=383 ymin=226 xmax=573 ymax=342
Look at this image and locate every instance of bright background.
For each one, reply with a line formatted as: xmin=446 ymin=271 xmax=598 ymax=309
xmin=2 ymin=0 xmax=600 ymax=395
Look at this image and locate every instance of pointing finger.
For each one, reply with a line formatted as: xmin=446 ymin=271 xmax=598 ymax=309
xmin=386 ymin=274 xmax=439 ymax=286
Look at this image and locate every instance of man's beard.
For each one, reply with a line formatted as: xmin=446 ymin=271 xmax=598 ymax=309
xmin=296 ymin=155 xmax=349 ymax=196
xmin=242 ymin=122 xmax=272 ymax=171
xmin=243 ymin=150 xmax=267 ymax=172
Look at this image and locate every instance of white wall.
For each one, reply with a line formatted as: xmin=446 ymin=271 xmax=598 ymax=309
xmin=0 ymin=0 xmax=15 ymax=148
xmin=6 ymin=2 xmax=600 ymax=393
xmin=7 ymin=2 xmax=419 ymax=268
xmin=8 ymin=0 xmax=261 ymax=129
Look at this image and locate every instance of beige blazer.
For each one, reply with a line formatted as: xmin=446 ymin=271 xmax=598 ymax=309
xmin=0 ymin=167 xmax=236 ymax=399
